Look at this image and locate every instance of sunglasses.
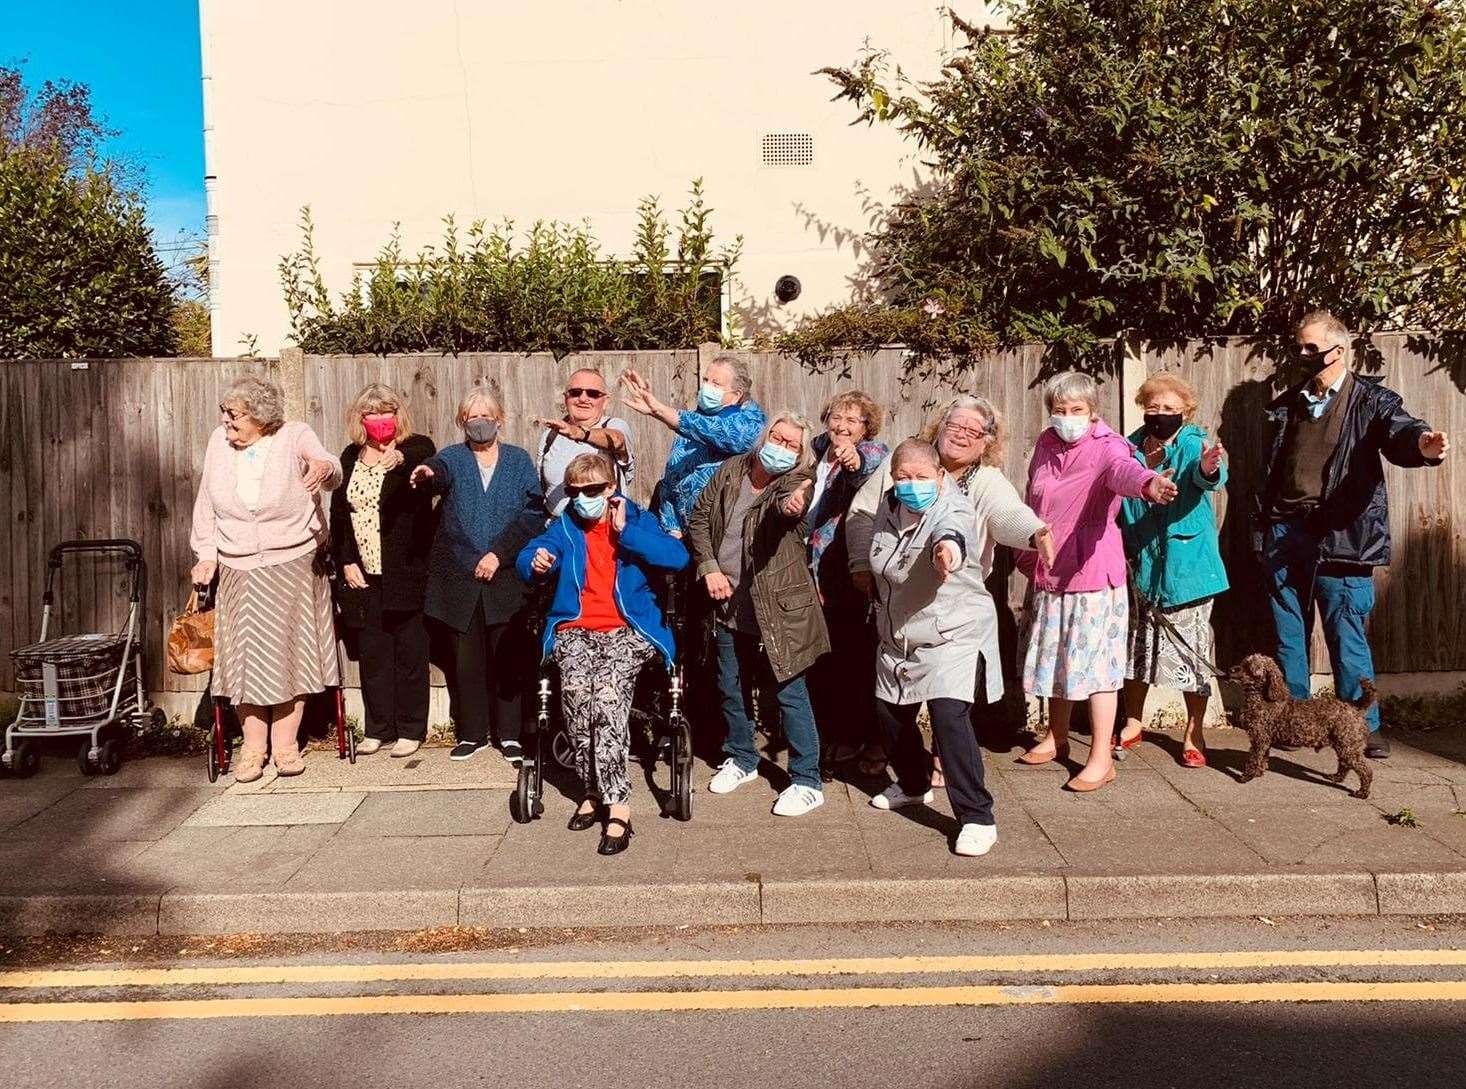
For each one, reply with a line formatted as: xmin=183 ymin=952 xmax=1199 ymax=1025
xmin=565 ymin=388 xmax=607 ymax=399
xmin=564 ymin=482 xmax=611 ymax=498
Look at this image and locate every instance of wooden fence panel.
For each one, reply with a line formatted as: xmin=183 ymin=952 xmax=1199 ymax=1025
xmin=1143 ymin=333 xmax=1464 ymax=673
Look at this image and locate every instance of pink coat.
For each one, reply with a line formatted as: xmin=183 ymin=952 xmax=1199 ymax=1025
xmin=190 ymin=422 xmax=342 ymax=570
xmin=1018 ymin=419 xmax=1157 ymax=593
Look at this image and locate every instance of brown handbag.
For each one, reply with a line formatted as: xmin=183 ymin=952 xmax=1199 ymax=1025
xmin=167 ymin=590 xmax=215 ymax=675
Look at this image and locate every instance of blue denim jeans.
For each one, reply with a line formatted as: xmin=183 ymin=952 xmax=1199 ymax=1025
xmin=715 ymin=625 xmax=821 ymax=789
xmin=1263 ymin=519 xmax=1381 ymax=731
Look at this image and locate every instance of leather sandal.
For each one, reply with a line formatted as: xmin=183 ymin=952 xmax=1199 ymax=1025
xmin=598 ymin=817 xmax=633 ymax=856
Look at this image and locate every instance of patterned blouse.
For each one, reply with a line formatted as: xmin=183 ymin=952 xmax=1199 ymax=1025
xmin=347 ymin=459 xmax=387 ymax=575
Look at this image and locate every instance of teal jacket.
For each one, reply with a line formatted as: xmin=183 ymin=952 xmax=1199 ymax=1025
xmin=1119 ymin=424 xmax=1228 ymax=608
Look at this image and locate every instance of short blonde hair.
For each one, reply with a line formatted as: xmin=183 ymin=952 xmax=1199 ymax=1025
xmin=1134 ymin=373 xmax=1200 ymax=421
xmin=919 ymin=393 xmax=1007 ymax=469
xmin=345 ymin=383 xmax=415 ymax=445
xmin=761 ymin=410 xmax=816 ymax=473
xmin=1043 ymin=371 xmax=1100 ymax=415
xmin=222 ymin=375 xmax=286 ymax=435
xmin=455 ymin=386 xmax=505 ymax=427
xmin=564 ymin=451 xmax=617 ymax=488
xmin=821 ymin=390 xmax=884 ymax=440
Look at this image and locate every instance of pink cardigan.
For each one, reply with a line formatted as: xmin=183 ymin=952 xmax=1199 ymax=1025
xmin=1018 ymin=419 xmax=1157 ymax=593
xmin=190 ymin=422 xmax=342 ymax=570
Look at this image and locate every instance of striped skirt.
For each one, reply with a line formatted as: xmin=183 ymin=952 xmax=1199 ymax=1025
xmin=216 ymin=553 xmax=340 ymax=707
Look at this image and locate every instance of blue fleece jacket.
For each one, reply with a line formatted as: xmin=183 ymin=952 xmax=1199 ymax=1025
xmin=515 ymin=496 xmax=690 ymax=667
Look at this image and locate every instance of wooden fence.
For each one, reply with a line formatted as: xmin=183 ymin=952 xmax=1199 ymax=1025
xmin=0 ymin=337 xmax=1459 ymax=696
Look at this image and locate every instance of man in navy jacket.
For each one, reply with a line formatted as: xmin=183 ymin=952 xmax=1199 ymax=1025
xmin=1252 ymin=310 xmax=1450 ymax=758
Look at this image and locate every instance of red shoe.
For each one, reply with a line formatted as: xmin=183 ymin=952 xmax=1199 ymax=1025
xmin=1181 ymin=747 xmax=1207 ymax=768
xmin=1113 ymin=730 xmax=1143 ymax=756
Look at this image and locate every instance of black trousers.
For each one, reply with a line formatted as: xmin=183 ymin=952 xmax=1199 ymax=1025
xmin=808 ymin=599 xmax=879 ymax=753
xmin=447 ymin=602 xmax=525 ymax=745
xmin=357 ymin=604 xmax=431 ymax=743
xmin=878 ymin=697 xmax=994 ymax=827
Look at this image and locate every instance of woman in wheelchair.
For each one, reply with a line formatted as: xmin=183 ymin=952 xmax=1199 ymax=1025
xmin=516 ymin=452 xmax=690 ymax=855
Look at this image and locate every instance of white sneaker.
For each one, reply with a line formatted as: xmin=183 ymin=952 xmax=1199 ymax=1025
xmin=707 ymin=759 xmax=759 ymax=795
xmin=871 ymin=783 xmax=934 ymax=811
xmin=356 ymin=738 xmax=383 ymax=755
xmin=390 ymin=739 xmax=421 ymax=758
xmin=954 ymin=823 xmax=998 ymax=857
xmin=772 ymin=785 xmax=824 ymax=817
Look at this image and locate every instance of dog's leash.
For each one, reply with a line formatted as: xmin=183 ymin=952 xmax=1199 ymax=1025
xmin=1125 ymin=563 xmax=1229 ymax=681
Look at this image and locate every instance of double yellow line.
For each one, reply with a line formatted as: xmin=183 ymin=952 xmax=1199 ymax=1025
xmin=2 ymin=949 xmax=1465 ymax=1024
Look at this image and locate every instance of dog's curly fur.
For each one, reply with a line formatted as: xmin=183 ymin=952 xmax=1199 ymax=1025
xmin=1229 ymin=654 xmax=1374 ymax=798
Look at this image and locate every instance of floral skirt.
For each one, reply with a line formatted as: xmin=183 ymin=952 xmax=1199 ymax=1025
xmin=1022 ymin=586 xmax=1128 ymax=700
xmin=1126 ymin=596 xmax=1215 ymax=695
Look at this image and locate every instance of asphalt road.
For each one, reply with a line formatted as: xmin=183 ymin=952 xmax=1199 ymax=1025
xmin=2 ymin=916 xmax=1464 ymax=1088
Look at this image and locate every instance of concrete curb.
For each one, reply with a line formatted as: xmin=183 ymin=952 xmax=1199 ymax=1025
xmin=2 ymin=870 xmax=1464 ymax=936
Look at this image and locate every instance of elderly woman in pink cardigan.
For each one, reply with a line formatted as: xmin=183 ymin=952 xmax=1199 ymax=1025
xmin=1016 ymin=371 xmax=1178 ymax=792
xmin=190 ymin=376 xmax=343 ymax=782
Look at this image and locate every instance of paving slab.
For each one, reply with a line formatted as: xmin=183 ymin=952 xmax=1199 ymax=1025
xmin=1037 ymin=814 xmax=1266 ymax=874
xmin=1203 ymin=803 xmax=1388 ymax=865
xmin=183 ymin=792 xmax=367 ymax=828
xmin=131 ymin=825 xmax=340 ymax=892
xmin=6 ymin=787 xmax=217 ymax=842
xmin=284 ymin=835 xmax=503 ymax=892
xmin=0 ymin=781 xmax=76 ymax=832
xmin=225 ymin=745 xmax=518 ymax=793
xmin=0 ymin=839 xmax=159 ymax=893
xmin=337 ymin=789 xmax=511 ymax=838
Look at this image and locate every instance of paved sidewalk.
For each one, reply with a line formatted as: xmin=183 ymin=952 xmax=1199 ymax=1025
xmin=1 ymin=725 xmax=1463 ymax=935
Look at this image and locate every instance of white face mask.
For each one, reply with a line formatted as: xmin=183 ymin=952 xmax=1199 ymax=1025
xmin=1050 ymin=414 xmax=1092 ymax=444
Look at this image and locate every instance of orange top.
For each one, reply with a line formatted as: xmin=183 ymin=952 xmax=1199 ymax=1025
xmin=561 ymin=519 xmax=626 ymax=633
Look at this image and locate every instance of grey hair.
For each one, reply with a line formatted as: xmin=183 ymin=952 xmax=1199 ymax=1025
xmin=890 ymin=437 xmax=941 ymax=473
xmin=1043 ymin=371 xmax=1100 ymax=414
xmin=1296 ymin=309 xmax=1353 ymax=358
xmin=760 ymin=409 xmax=817 ymax=473
xmin=918 ymin=393 xmax=1008 ymax=469
xmin=223 ymin=375 xmax=286 ymax=434
xmin=708 ymin=354 xmax=752 ymax=399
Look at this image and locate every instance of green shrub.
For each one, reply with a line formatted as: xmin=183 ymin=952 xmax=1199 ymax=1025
xmin=280 ymin=180 xmax=741 ymax=358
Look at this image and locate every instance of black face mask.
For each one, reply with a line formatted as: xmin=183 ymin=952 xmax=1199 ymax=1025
xmin=1295 ymin=345 xmax=1335 ymax=373
xmin=1143 ymin=413 xmax=1184 ymax=442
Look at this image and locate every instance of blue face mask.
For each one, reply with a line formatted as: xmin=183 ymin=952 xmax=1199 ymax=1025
xmin=571 ymin=493 xmax=607 ymax=520
xmin=697 ymin=383 xmax=727 ymax=413
xmin=757 ymin=442 xmax=798 ymax=475
xmin=893 ymin=479 xmax=940 ymax=513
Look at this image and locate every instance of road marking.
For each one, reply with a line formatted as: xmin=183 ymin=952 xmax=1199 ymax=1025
xmin=3 ymin=949 xmax=1465 ymax=991
xmin=2 ymin=981 xmax=1465 ymax=1023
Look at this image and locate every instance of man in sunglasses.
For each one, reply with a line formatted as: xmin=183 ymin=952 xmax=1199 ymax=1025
xmin=1254 ymin=309 xmax=1450 ymax=758
xmin=534 ymin=369 xmax=636 ymax=515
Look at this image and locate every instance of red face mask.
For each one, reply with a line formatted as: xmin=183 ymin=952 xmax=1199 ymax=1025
xmin=363 ymin=415 xmax=396 ymax=444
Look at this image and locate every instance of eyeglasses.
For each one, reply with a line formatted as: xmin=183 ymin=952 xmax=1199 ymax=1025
xmin=565 ymin=388 xmax=607 ymax=399
xmin=564 ymin=482 xmax=611 ymax=498
xmin=942 ymin=422 xmax=989 ymax=442
xmin=827 ymin=413 xmax=866 ymax=427
xmin=219 ymin=404 xmax=246 ymax=421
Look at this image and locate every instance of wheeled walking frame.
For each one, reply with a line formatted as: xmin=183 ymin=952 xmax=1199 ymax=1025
xmin=3 ymin=540 xmax=163 ymax=778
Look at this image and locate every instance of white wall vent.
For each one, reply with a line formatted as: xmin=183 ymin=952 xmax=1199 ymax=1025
xmin=762 ymin=132 xmax=814 ymax=167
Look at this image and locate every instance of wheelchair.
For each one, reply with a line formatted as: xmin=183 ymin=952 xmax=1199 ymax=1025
xmin=512 ymin=572 xmax=694 ymax=824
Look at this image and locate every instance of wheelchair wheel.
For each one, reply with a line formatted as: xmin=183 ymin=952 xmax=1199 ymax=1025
xmin=206 ymin=737 xmax=219 ymax=783
xmin=550 ymin=728 xmax=576 ymax=771
xmin=669 ymin=714 xmax=693 ymax=822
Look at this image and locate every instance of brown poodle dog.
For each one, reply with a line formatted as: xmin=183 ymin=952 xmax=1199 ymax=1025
xmin=1229 ymin=654 xmax=1374 ymax=799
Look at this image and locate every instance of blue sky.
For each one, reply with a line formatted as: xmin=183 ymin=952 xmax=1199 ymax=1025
xmin=4 ymin=0 xmax=204 ymax=274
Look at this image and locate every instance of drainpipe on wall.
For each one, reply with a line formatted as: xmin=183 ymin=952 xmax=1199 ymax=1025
xmin=200 ymin=3 xmax=222 ymax=357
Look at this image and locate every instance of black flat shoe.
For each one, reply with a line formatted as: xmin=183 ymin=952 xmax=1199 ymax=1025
xmin=568 ymin=802 xmax=602 ymax=832
xmin=597 ymin=817 xmax=633 ymax=856
xmin=1365 ymin=735 xmax=1392 ymax=760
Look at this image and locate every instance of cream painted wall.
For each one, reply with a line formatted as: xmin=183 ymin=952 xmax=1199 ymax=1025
xmin=200 ymin=1 xmax=1002 ymax=355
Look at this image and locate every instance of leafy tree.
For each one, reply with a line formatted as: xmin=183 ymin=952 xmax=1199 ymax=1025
xmin=0 ymin=66 xmax=177 ymax=358
xmin=280 ymin=180 xmax=741 ymax=358
xmin=795 ymin=0 xmax=1466 ymax=364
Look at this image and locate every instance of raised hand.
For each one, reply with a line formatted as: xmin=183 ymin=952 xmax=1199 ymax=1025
xmin=379 ymin=443 xmax=404 ymax=471
xmin=300 ymin=458 xmax=335 ymax=495
xmin=833 ymin=443 xmax=861 ymax=472
xmin=1200 ymin=440 xmax=1226 ymax=477
xmin=1144 ymin=468 xmax=1178 ymax=505
xmin=609 ymin=495 xmax=628 ymax=532
xmin=704 ymin=571 xmax=734 ymax=601
xmin=782 ymin=479 xmax=814 ymax=517
xmin=474 ymin=552 xmax=500 ymax=582
xmin=530 ymin=548 xmax=556 ymax=575
xmin=933 ymin=539 xmax=962 ymax=580
xmin=537 ymin=416 xmax=580 ymax=439
xmin=1420 ymin=430 xmax=1450 ymax=459
xmin=409 ymin=464 xmax=434 ymax=489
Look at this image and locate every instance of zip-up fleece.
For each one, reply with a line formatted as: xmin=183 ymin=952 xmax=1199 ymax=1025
xmin=515 ymin=496 xmax=689 ymax=667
